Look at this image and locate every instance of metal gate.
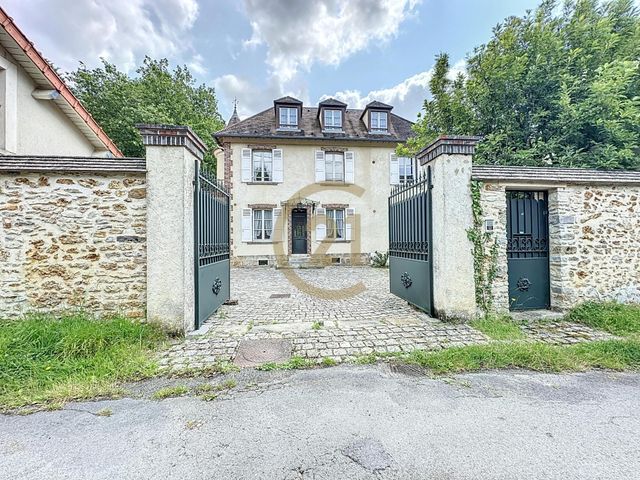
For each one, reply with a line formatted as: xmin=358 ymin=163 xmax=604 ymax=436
xmin=388 ymin=167 xmax=433 ymax=315
xmin=507 ymin=190 xmax=550 ymax=310
xmin=194 ymin=163 xmax=230 ymax=328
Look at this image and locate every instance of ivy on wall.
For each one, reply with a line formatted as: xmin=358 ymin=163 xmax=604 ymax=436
xmin=467 ymin=180 xmax=499 ymax=315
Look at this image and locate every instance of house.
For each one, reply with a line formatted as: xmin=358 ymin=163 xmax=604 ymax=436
xmin=0 ymin=7 xmax=120 ymax=157
xmin=214 ymin=96 xmax=415 ymax=266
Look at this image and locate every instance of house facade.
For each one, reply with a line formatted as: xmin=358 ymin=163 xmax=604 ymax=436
xmin=215 ymin=96 xmax=415 ymax=267
xmin=0 ymin=7 xmax=120 ymax=157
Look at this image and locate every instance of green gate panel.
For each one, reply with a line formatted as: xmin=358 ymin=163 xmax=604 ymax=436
xmin=389 ymin=257 xmax=432 ymax=314
xmin=388 ymin=169 xmax=433 ymax=316
xmin=198 ymin=259 xmax=230 ymax=326
xmin=194 ymin=163 xmax=231 ymax=329
xmin=506 ymin=191 xmax=550 ymax=310
xmin=508 ymin=258 xmax=550 ymax=310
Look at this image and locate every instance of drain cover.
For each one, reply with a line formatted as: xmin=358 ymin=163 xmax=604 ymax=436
xmin=234 ymin=339 xmax=292 ymax=367
xmin=269 ymin=293 xmax=291 ymax=299
xmin=387 ymin=362 xmax=427 ymax=377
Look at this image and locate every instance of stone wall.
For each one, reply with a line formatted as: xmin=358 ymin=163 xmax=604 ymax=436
xmin=478 ymin=181 xmax=640 ymax=312
xmin=550 ymin=184 xmax=640 ymax=308
xmin=1 ymin=171 xmax=146 ymax=318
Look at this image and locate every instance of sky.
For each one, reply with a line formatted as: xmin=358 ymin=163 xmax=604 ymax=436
xmin=4 ymin=0 xmax=546 ymax=122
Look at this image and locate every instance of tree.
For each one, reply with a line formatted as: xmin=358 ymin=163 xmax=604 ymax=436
xmin=406 ymin=0 xmax=640 ymax=169
xmin=67 ymin=57 xmax=224 ymax=167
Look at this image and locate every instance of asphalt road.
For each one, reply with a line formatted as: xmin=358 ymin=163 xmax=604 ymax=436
xmin=1 ymin=365 xmax=639 ymax=479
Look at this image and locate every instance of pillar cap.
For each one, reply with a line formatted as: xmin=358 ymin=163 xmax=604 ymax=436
xmin=417 ymin=135 xmax=482 ymax=165
xmin=136 ymin=124 xmax=208 ymax=160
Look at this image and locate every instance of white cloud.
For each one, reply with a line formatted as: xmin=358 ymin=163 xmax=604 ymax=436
xmin=324 ymin=60 xmax=466 ymax=121
xmin=242 ymin=0 xmax=421 ymax=82
xmin=214 ymin=74 xmax=305 ymax=119
xmin=3 ymin=0 xmax=200 ymax=73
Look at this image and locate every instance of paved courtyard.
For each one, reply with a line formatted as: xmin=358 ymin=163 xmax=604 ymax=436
xmin=159 ymin=267 xmax=614 ymax=372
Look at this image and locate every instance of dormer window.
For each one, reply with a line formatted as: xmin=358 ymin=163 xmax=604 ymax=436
xmin=279 ymin=107 xmax=298 ymax=129
xmin=323 ymin=109 xmax=342 ymax=131
xmin=370 ymin=111 xmax=388 ymax=132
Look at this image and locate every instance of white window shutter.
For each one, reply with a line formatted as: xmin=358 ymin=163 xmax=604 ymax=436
xmin=345 ymin=223 xmax=352 ymax=241
xmin=241 ymin=148 xmax=252 ymax=182
xmin=390 ymin=153 xmax=399 ymax=185
xmin=316 ymin=223 xmax=326 ymax=241
xmin=272 ymin=149 xmax=283 ymax=182
xmin=273 ymin=207 xmax=282 ymax=217
xmin=346 ymin=207 xmax=355 ymax=216
xmin=315 ymin=150 xmax=326 ymax=182
xmin=316 ymin=207 xmax=326 ymax=216
xmin=242 ymin=208 xmax=252 ymax=241
xmin=345 ymin=151 xmax=355 ymax=183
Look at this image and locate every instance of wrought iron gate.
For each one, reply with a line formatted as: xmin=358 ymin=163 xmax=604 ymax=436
xmin=388 ymin=167 xmax=433 ymax=315
xmin=506 ymin=190 xmax=550 ymax=310
xmin=194 ymin=163 xmax=230 ymax=328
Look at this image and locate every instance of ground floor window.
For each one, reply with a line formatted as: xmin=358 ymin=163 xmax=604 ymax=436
xmin=326 ymin=208 xmax=345 ymax=239
xmin=399 ymin=157 xmax=414 ymax=183
xmin=253 ymin=209 xmax=273 ymax=240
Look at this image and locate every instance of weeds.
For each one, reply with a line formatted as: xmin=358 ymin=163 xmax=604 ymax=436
xmin=0 ymin=313 xmax=167 ymax=410
xmin=151 ymin=385 xmax=188 ymax=400
xmin=567 ymin=302 xmax=640 ymax=336
xmin=470 ymin=315 xmax=525 ymax=340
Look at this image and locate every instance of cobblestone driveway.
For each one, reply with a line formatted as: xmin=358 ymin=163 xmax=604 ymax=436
xmin=159 ymin=267 xmax=614 ymax=372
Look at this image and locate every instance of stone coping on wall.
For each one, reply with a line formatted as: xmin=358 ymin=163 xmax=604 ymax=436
xmin=471 ymin=165 xmax=640 ymax=185
xmin=0 ymin=155 xmax=146 ymax=173
xmin=417 ymin=135 xmax=482 ymax=165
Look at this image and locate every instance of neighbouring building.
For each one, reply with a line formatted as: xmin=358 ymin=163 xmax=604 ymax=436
xmin=0 ymin=7 xmax=121 ymax=157
xmin=214 ymin=96 xmax=416 ymax=267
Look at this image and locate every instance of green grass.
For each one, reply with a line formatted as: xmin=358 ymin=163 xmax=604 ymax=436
xmin=470 ymin=315 xmax=525 ymax=340
xmin=152 ymin=385 xmax=188 ymax=400
xmin=404 ymin=339 xmax=640 ymax=374
xmin=256 ymin=355 xmax=315 ymax=371
xmin=320 ymin=357 xmax=337 ymax=367
xmin=0 ymin=313 xmax=168 ymax=411
xmin=566 ymin=302 xmax=640 ymax=336
xmin=311 ymin=321 xmax=324 ymax=331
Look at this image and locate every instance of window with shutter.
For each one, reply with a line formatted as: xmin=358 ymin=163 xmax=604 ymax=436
xmin=272 ymin=149 xmax=283 ymax=182
xmin=399 ymin=157 xmax=414 ymax=184
xmin=315 ymin=150 xmax=326 ymax=182
xmin=241 ymin=148 xmax=252 ymax=182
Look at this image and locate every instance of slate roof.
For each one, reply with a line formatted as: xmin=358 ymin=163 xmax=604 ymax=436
xmin=0 ymin=155 xmax=146 ymax=173
xmin=471 ymin=165 xmax=640 ymax=185
xmin=215 ymin=106 xmax=414 ymax=143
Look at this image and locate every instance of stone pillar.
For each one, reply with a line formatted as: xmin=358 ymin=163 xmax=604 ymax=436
xmin=138 ymin=124 xmax=208 ymax=333
xmin=417 ymin=136 xmax=480 ymax=320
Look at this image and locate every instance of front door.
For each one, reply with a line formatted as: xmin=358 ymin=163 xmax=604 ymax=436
xmin=507 ymin=191 xmax=550 ymax=310
xmin=291 ymin=209 xmax=307 ymax=254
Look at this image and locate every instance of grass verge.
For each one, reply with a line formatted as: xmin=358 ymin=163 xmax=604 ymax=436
xmin=470 ymin=315 xmax=525 ymax=340
xmin=404 ymin=339 xmax=640 ymax=374
xmin=566 ymin=301 xmax=640 ymax=336
xmin=0 ymin=313 xmax=168 ymax=411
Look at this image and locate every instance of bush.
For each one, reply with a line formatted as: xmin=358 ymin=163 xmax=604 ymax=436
xmin=371 ymin=251 xmax=389 ymax=268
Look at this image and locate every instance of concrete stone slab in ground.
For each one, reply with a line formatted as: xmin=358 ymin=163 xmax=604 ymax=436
xmin=234 ymin=338 xmax=292 ymax=367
